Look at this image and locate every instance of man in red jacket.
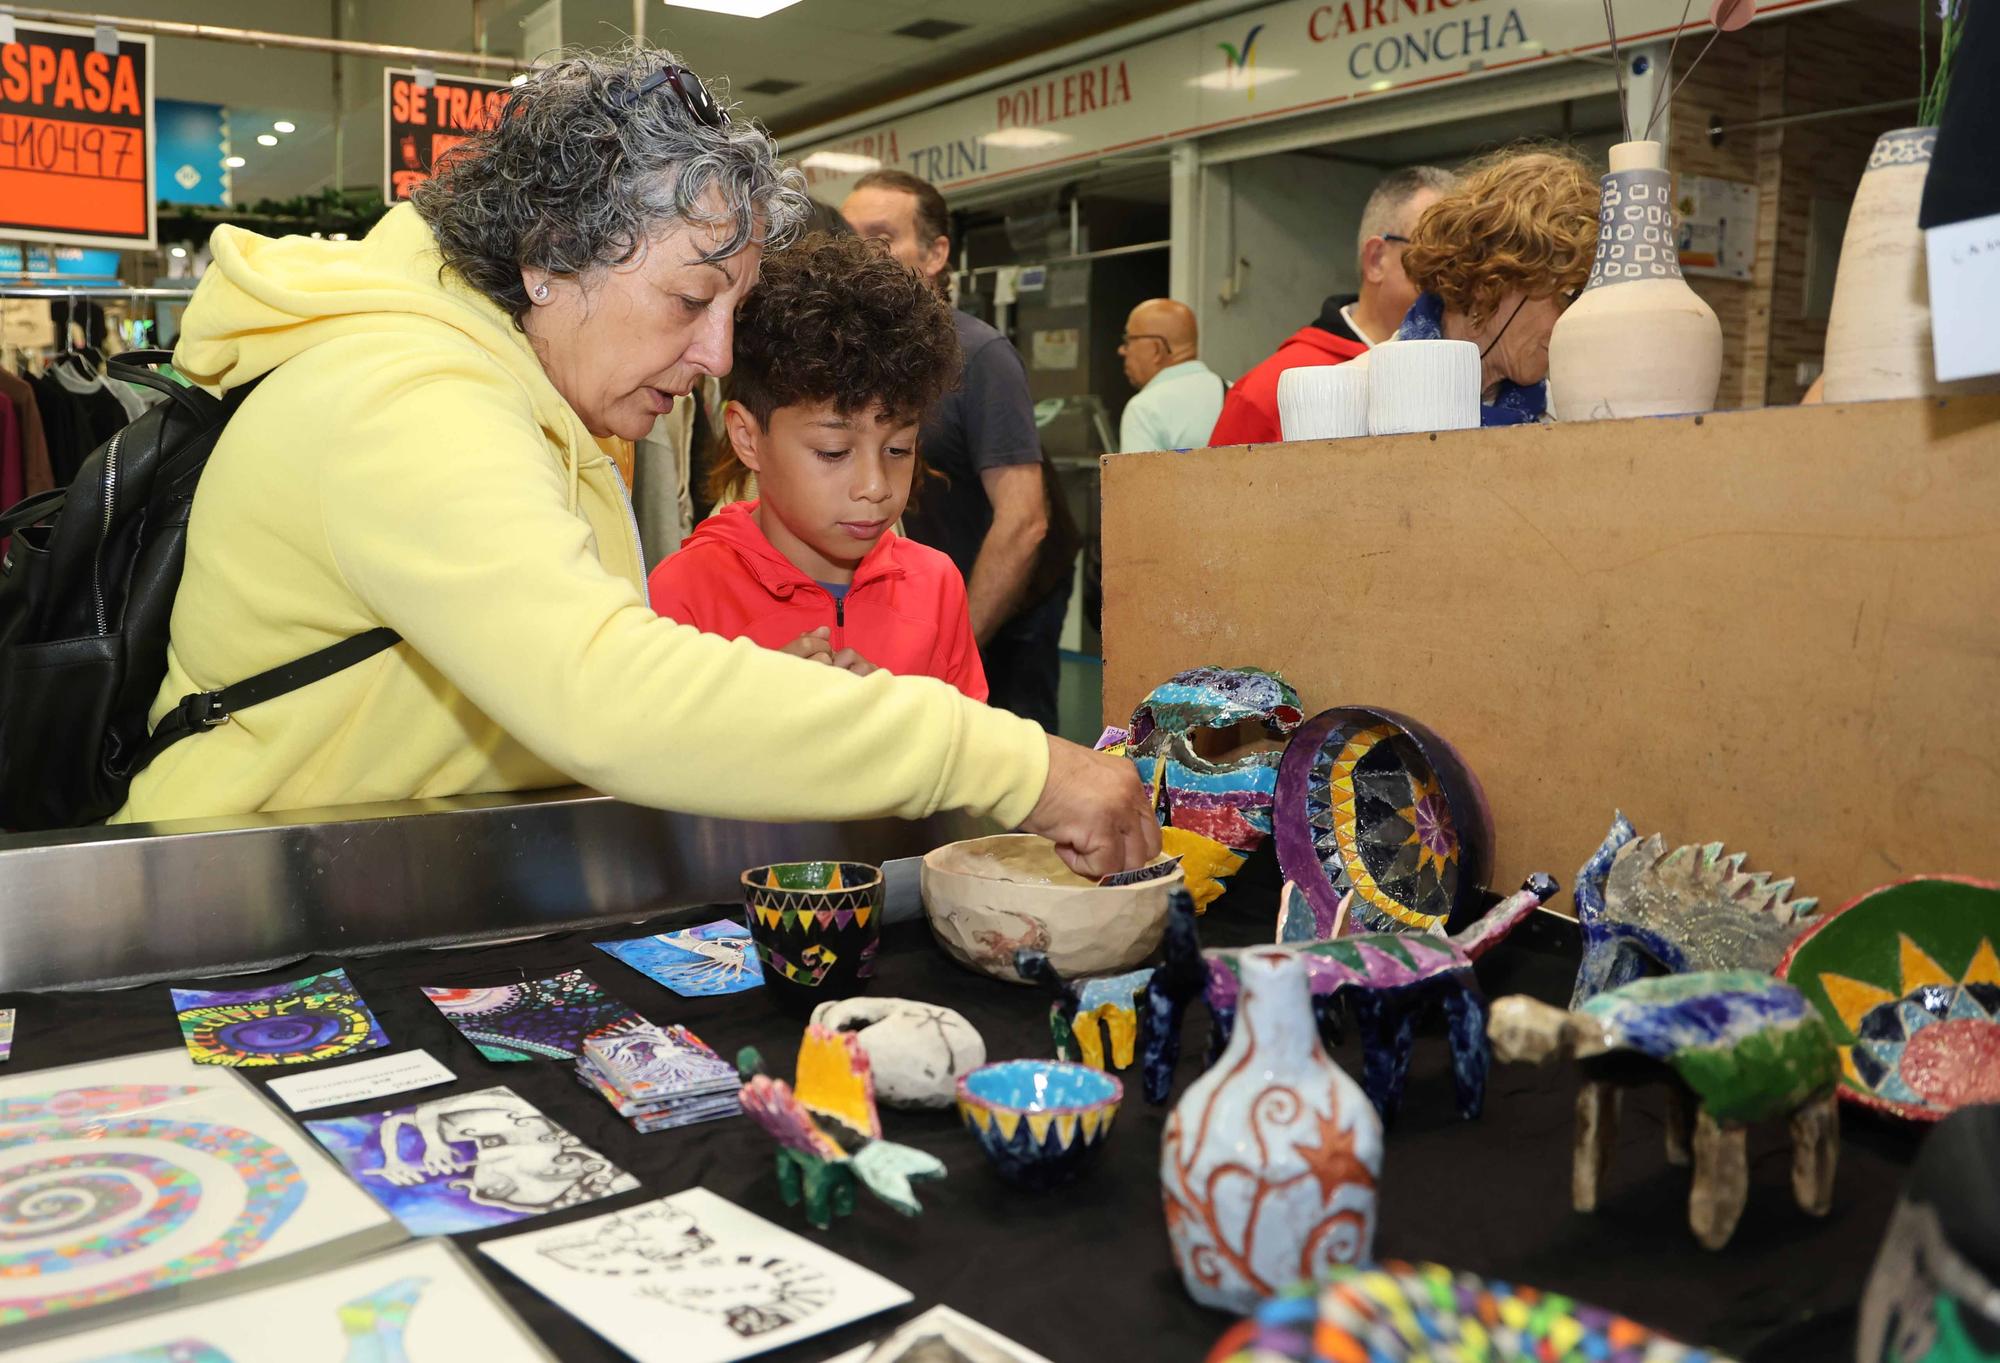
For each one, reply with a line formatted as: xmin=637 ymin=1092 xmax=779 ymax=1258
xmin=1209 ymin=165 xmax=1456 ymax=447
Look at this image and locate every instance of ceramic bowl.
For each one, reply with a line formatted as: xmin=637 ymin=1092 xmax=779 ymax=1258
xmin=1776 ymin=875 xmax=2000 ymax=1122
xmin=921 ymin=834 xmax=1179 ymax=984
xmin=1272 ymin=706 xmax=1493 ymax=938
xmin=956 ymin=1059 xmax=1122 ymax=1192
xmin=741 ymin=861 xmax=884 ymax=1016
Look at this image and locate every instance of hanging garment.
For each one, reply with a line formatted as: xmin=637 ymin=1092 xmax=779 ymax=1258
xmin=0 ymin=368 xmax=53 ymax=494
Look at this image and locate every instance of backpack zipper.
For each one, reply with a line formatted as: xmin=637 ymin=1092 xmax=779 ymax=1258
xmin=93 ymin=429 xmax=122 ymax=635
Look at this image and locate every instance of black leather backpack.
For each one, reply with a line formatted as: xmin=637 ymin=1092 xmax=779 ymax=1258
xmin=0 ymin=352 xmax=397 ymax=829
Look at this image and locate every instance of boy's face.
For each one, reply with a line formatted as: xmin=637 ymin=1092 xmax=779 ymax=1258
xmin=731 ymin=398 xmax=918 ymax=581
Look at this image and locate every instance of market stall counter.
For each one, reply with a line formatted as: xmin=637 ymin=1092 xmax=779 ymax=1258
xmin=0 ymin=859 xmax=1917 ymax=1362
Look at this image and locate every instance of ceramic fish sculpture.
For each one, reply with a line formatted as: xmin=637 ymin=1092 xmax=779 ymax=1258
xmin=736 ymin=1026 xmax=945 ymax=1229
xmin=1488 ymin=970 xmax=1840 ymax=1250
xmin=1572 ymin=811 xmax=1818 ymax=1005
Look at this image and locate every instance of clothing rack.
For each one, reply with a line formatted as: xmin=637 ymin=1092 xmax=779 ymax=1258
xmin=0 ymin=287 xmax=197 ymax=300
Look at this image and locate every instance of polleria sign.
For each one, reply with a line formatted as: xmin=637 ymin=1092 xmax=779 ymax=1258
xmin=0 ymin=20 xmax=156 ymax=250
xmin=383 ymin=67 xmax=514 ymax=202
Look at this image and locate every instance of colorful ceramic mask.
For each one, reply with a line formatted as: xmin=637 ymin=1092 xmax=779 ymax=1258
xmin=1777 ymin=876 xmax=2000 ymax=1123
xmin=1127 ymin=667 xmax=1304 ymax=855
xmin=1273 ymin=706 xmax=1492 ymax=938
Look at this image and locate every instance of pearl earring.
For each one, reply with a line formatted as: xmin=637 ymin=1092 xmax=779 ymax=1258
xmin=532 ymin=283 xmax=550 ymax=301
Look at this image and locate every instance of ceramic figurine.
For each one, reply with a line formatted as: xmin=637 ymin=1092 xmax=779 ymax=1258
xmin=1140 ymin=890 xmax=1208 ymax=1104
xmin=1213 ymin=875 xmax=1557 ymax=1123
xmin=740 ymin=861 xmax=885 ymax=1015
xmin=1488 ymin=971 xmax=1840 ymax=1250
xmin=809 ymin=997 xmax=986 ymax=1110
xmin=736 ymin=1026 xmax=946 ymax=1229
xmin=1273 ymin=706 xmax=1493 ymax=939
xmin=1140 ymin=877 xmax=1557 ymax=1123
xmin=1572 ymin=813 xmax=1818 ymax=1005
xmin=921 ymin=833 xmax=1179 ymax=982
xmin=1777 ymin=875 xmax=2000 ymax=1123
xmin=1126 ymin=666 xmax=1305 ymax=857
xmin=1277 ymin=881 xmax=1352 ymax=943
xmin=957 ymin=1060 xmax=1122 ymax=1192
xmin=1161 ymin=949 xmax=1382 ymax=1314
xmin=1014 ymin=951 xmax=1153 ymax=1073
xmin=1207 ymin=1261 xmax=1728 ymax=1363
xmin=1548 ymin=140 xmax=1722 ymax=422
xmin=1857 ymin=1106 xmax=2000 ymax=1363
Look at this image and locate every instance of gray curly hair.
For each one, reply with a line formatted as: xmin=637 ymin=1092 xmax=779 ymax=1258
xmin=412 ymin=43 xmax=809 ymax=325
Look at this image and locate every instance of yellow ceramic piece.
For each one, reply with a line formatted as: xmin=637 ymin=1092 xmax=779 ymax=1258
xmin=1072 ymin=1003 xmax=1140 ymax=1070
xmin=1162 ymin=826 xmax=1241 ymax=915
xmin=794 ymin=1026 xmax=881 ymax=1140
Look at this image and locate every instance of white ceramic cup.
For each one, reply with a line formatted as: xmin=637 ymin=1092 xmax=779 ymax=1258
xmin=1367 ymin=339 xmax=1481 ymax=436
xmin=1277 ymin=363 xmax=1370 ymax=441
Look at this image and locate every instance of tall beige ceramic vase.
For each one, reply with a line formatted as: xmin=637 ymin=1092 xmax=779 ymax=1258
xmin=1549 ymin=140 xmax=1722 ymax=422
xmin=1819 ymin=128 xmax=1994 ymax=401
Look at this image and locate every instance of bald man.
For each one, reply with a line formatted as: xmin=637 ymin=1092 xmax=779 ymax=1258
xmin=1116 ymin=299 xmax=1225 ymax=453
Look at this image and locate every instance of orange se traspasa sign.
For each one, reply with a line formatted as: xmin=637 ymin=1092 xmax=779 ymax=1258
xmin=0 ymin=21 xmax=155 ymax=249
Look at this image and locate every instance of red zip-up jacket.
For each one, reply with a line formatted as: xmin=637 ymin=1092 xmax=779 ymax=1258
xmin=1208 ymin=323 xmax=1368 ymax=446
xmin=647 ymin=500 xmax=988 ymax=701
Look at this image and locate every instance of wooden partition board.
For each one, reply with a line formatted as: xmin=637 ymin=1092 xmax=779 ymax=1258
xmin=1101 ymin=396 xmax=2000 ymax=915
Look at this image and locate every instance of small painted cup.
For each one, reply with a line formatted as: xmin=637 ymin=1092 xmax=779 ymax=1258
xmin=957 ymin=1059 xmax=1122 ymax=1192
xmin=741 ymin=861 xmax=885 ymax=1015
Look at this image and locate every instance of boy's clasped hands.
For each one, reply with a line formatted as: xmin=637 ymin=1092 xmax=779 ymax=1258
xmin=781 ymin=626 xmax=878 ymax=678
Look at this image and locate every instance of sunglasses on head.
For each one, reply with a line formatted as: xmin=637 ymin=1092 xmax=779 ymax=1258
xmin=615 ymin=64 xmax=725 ymax=128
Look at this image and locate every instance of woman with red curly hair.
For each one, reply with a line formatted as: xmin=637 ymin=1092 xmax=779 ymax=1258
xmin=1394 ymin=146 xmax=1600 ymax=425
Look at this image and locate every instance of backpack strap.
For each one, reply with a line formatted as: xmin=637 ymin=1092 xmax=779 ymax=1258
xmin=128 ymin=626 xmax=403 ymax=778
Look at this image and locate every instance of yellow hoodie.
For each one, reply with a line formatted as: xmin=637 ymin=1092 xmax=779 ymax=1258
xmin=113 ymin=205 xmax=1050 ymax=826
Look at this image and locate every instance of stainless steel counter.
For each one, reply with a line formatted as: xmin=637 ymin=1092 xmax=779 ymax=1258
xmin=0 ymin=787 xmax=994 ymax=992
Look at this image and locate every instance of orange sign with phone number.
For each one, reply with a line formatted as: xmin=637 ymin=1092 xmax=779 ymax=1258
xmin=0 ymin=21 xmax=155 ymax=249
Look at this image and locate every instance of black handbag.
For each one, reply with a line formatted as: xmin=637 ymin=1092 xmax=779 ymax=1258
xmin=0 ymin=351 xmax=398 ymax=829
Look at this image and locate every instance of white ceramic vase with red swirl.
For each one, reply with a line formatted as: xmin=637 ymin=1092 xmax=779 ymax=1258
xmin=1160 ymin=947 xmax=1382 ymax=1313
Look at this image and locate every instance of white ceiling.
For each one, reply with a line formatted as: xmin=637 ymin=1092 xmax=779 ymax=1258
xmin=637 ymin=0 xmax=1187 ymax=133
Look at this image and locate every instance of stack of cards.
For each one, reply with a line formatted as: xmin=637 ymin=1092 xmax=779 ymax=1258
xmin=575 ymin=1017 xmax=742 ymax=1133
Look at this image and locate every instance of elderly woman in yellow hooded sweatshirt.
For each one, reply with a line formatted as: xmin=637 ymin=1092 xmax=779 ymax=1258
xmin=116 ymin=46 xmax=1155 ymax=879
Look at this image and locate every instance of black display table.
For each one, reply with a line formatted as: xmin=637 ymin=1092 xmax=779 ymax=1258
xmin=0 ymin=881 xmax=1919 ymax=1362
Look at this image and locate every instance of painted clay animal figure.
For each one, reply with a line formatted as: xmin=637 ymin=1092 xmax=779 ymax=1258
xmin=1014 ymin=950 xmax=1154 ymax=1071
xmin=1573 ymin=811 xmax=1818 ymax=1005
xmin=736 ymin=1027 xmax=946 ymax=1230
xmin=1488 ymin=970 xmax=1841 ymax=1250
xmin=1142 ymin=875 xmax=1560 ymax=1123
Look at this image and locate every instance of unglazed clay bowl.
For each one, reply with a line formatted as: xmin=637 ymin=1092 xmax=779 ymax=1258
xmin=957 ymin=1059 xmax=1122 ymax=1192
xmin=921 ymin=834 xmax=1179 ymax=983
xmin=741 ymin=861 xmax=884 ymax=1016
xmin=1777 ymin=875 xmax=2000 ymax=1123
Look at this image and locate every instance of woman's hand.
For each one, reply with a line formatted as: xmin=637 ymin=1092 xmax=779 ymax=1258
xmin=1020 ymin=734 xmax=1160 ymax=879
xmin=781 ymin=627 xmax=834 ymax=664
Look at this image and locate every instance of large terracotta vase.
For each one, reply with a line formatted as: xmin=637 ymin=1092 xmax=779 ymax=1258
xmin=1820 ymin=128 xmax=1996 ymax=402
xmin=1160 ymin=948 xmax=1382 ymax=1314
xmin=1549 ymin=140 xmax=1721 ymax=422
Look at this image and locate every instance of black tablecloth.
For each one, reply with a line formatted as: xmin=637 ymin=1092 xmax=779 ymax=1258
xmin=1 ymin=871 xmax=1922 ymax=1362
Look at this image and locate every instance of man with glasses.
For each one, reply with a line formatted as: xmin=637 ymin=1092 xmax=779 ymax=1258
xmin=1116 ymin=299 xmax=1224 ymax=453
xmin=1209 ymin=164 xmax=1456 ymax=446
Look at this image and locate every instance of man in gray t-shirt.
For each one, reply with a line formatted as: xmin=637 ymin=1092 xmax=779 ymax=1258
xmin=843 ymin=170 xmax=1072 ymax=731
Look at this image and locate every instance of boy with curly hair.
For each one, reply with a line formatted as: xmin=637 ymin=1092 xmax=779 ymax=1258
xmin=646 ymin=232 xmax=984 ymax=698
